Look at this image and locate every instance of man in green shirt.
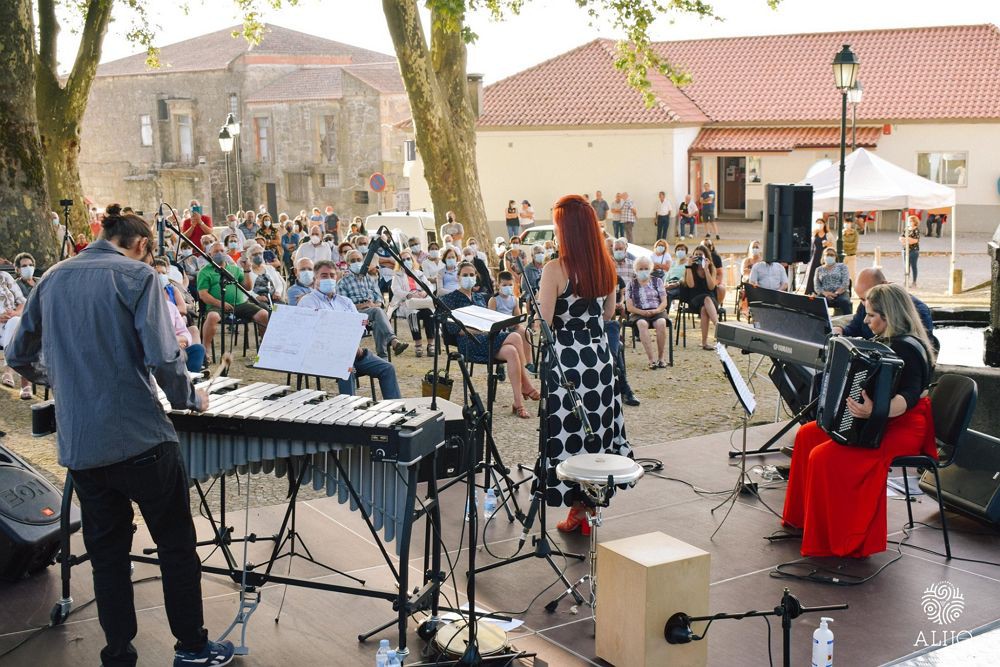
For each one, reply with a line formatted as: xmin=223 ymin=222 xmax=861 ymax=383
xmin=197 ymin=241 xmax=269 ymax=350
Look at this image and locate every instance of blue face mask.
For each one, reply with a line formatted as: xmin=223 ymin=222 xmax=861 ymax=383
xmin=410 ymin=245 xmax=420 ymax=253
xmin=318 ymin=278 xmax=337 ymax=294
xmin=824 ymin=255 xmax=836 ymax=265
xmin=357 ymin=245 xmax=369 ymax=255
xmin=445 ymin=258 xmax=457 ymax=269
xmin=534 ymin=253 xmax=545 ymax=264
xmin=228 ymin=241 xmax=239 ymax=250
xmin=460 ymin=276 xmax=476 ymax=290
xmin=676 ymin=250 xmax=687 ymax=260
xmin=298 ymin=270 xmax=314 ymax=286
xmin=403 ymin=259 xmax=413 ymax=270
xmin=500 ymin=285 xmax=514 ymax=296
xmin=636 ymin=270 xmax=651 ymax=281
xmin=158 ymin=273 xmax=170 ymax=287
xmin=613 ymin=250 xmax=626 ymax=261
xmin=349 ymin=261 xmax=363 ymax=274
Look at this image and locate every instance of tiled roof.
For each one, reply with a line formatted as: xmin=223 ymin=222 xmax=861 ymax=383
xmin=689 ymin=126 xmax=883 ymax=152
xmin=96 ymin=24 xmax=394 ymax=77
xmin=342 ymin=63 xmax=406 ymax=94
xmin=245 ymin=67 xmax=344 ymax=103
xmin=478 ymin=40 xmax=709 ymax=127
xmin=481 ymin=24 xmax=1000 ymax=127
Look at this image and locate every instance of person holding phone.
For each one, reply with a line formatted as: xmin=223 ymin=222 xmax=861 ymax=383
xmin=683 ymin=244 xmax=719 ymax=350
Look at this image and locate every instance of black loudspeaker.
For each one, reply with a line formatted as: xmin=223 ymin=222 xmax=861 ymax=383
xmin=763 ymin=184 xmax=813 ymax=264
xmin=0 ymin=444 xmax=79 ymax=580
xmin=395 ymin=397 xmax=481 ymax=483
xmin=768 ymin=360 xmax=818 ymax=423
xmin=920 ymin=430 xmax=1000 ymax=525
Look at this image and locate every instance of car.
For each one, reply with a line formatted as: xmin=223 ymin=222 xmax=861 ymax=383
xmin=365 ymin=210 xmax=437 ymax=249
xmin=517 ymin=224 xmax=652 ymax=259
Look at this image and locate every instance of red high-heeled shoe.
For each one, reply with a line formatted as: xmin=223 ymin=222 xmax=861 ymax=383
xmin=556 ymin=505 xmax=586 ymax=533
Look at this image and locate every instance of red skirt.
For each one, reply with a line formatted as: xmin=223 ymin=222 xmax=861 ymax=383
xmin=781 ymin=397 xmax=936 ymax=558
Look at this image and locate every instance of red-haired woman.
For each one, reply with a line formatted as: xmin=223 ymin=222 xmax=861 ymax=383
xmin=538 ymin=195 xmax=632 ymax=532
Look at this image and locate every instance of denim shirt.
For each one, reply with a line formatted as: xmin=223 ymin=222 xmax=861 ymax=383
xmin=6 ymin=240 xmax=198 ymax=470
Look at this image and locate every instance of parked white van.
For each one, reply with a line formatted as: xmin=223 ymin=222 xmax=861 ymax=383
xmin=364 ymin=210 xmax=437 ymax=249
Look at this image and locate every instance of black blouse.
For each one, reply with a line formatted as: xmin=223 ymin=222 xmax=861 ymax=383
xmin=887 ymin=336 xmax=932 ymax=411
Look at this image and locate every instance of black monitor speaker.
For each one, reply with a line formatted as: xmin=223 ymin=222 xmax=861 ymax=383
xmin=763 ymin=184 xmax=813 ymax=264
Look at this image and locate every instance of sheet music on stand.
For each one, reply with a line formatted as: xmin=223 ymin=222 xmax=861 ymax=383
xmin=452 ymin=305 xmax=521 ymax=331
xmin=254 ymin=305 xmax=366 ymax=380
xmin=716 ymin=342 xmax=756 ymax=416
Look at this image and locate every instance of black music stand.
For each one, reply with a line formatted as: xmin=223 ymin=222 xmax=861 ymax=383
xmin=711 ymin=344 xmax=777 ymax=538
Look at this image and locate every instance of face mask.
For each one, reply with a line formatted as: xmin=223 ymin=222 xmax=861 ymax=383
xmin=824 ymin=255 xmax=836 ymax=265
xmin=655 ymin=247 xmax=666 ymax=256
xmin=544 ymin=248 xmax=554 ymax=257
xmin=311 ymin=235 xmax=321 ymax=245
xmin=463 ymin=255 xmax=475 ymax=263
xmin=264 ymin=220 xmax=271 ymax=226
xmin=500 ymin=285 xmax=514 ymax=297
xmin=752 ymin=247 xmax=761 ymax=256
xmin=429 ymin=250 xmax=440 ymax=259
xmin=349 ymin=261 xmax=363 ymax=274
xmin=357 ymin=245 xmax=369 ymax=255
xmin=19 ymin=266 xmax=34 ymax=279
xmin=534 ymin=253 xmax=545 ymax=264
xmin=212 ymin=252 xmax=227 ymax=264
xmin=251 ymin=255 xmax=264 ymax=266
xmin=403 ymin=259 xmax=413 ymax=270
xmin=52 ymin=218 xmax=59 ymax=225
xmin=410 ymin=245 xmax=420 ymax=253
xmin=613 ymin=250 xmax=626 ymax=261
xmin=445 ymin=258 xmax=457 ymax=269
xmin=511 ymin=244 xmax=520 ymax=250
xmin=676 ymin=250 xmax=687 ymax=260
xmin=158 ymin=273 xmax=170 ymax=287
xmin=298 ymin=270 xmax=314 ymax=286
xmin=468 ymin=243 xmax=477 ymax=251
xmin=228 ymin=241 xmax=238 ymax=250
xmin=636 ymin=270 xmax=651 ymax=281
xmin=318 ymin=278 xmax=337 ymax=294
xmin=460 ymin=276 xmax=476 ymax=290
xmin=179 ymin=249 xmax=192 ymax=258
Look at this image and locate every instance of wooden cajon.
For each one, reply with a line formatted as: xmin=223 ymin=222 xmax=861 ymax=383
xmin=595 ymin=531 xmax=710 ymax=667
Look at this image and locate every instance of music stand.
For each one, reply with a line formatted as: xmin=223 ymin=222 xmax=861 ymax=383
xmin=711 ymin=343 xmax=769 ymax=539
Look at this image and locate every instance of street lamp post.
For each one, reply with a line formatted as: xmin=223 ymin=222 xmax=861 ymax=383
xmin=218 ymin=126 xmax=234 ymax=214
xmin=847 ymin=80 xmax=863 ymax=151
xmin=833 ymin=44 xmax=860 ymax=262
xmin=225 ymin=113 xmax=243 ymax=211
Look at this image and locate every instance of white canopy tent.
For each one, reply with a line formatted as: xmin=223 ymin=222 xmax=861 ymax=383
xmin=797 ymin=148 xmax=959 ymax=292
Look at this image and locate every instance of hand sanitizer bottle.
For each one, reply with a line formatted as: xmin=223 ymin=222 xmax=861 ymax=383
xmin=811 ymin=617 xmax=834 ymax=667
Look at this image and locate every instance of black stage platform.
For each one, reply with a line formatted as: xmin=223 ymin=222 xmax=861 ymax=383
xmin=2 ymin=423 xmax=999 ymax=666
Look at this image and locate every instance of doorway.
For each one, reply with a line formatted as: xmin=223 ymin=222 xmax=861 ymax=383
xmin=718 ymin=157 xmax=746 ymax=214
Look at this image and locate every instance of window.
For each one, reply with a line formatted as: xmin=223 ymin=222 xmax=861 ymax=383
xmin=177 ymin=114 xmax=193 ymax=162
xmin=917 ymin=152 xmax=967 ymax=186
xmin=319 ymin=173 xmax=339 ymax=189
xmin=229 ymin=93 xmax=239 ymax=117
xmin=140 ymin=115 xmax=153 ymax=146
xmin=254 ymin=117 xmax=271 ymax=162
xmin=287 ymin=173 xmax=308 ymax=202
xmin=319 ymin=115 xmax=337 ymax=163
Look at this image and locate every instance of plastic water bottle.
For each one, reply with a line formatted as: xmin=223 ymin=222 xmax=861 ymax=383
xmin=811 ymin=617 xmax=834 ymax=667
xmin=386 ymin=649 xmax=402 ymax=667
xmin=375 ymin=639 xmax=390 ymax=667
xmin=465 ymin=489 xmax=478 ymax=522
xmin=483 ymin=488 xmax=498 ymax=521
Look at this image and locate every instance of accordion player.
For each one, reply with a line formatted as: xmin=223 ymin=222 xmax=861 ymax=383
xmin=781 ymin=283 xmax=938 ymax=558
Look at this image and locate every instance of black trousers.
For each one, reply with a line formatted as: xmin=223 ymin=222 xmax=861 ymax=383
xmin=70 ymin=442 xmax=207 ymax=666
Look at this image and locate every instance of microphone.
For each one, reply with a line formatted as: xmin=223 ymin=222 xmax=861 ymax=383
xmin=360 ymin=226 xmax=392 ymax=275
xmin=517 ymin=497 xmax=539 ymax=551
xmin=156 ymin=203 xmax=166 ymax=257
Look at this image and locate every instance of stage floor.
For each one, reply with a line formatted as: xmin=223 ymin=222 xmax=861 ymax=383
xmin=2 ymin=423 xmax=999 ymax=666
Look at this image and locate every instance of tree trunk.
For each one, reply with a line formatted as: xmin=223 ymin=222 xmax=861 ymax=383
xmin=382 ymin=0 xmax=489 ymax=246
xmin=0 ymin=0 xmax=57 ymax=266
xmin=35 ymin=0 xmax=113 ymax=234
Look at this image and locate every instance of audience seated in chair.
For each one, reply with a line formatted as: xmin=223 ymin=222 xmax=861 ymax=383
xmin=626 ymin=256 xmax=670 ymax=368
xmin=813 ymin=247 xmax=853 ymax=315
xmin=683 ymin=245 xmax=720 ymax=350
xmin=488 ymin=271 xmax=534 ymax=372
xmin=390 ymin=249 xmax=435 ymax=358
xmin=337 ymin=248 xmax=408 ymax=359
xmin=197 ymin=241 xmax=269 ymax=352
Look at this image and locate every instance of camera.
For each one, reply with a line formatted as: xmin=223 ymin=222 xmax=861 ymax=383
xmin=59 ymin=199 xmax=73 ymax=207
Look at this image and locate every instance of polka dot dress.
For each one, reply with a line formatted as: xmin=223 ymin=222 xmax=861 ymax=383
xmin=542 ymin=285 xmax=631 ymax=507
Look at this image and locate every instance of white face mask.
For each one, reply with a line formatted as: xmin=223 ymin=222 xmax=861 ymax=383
xmin=310 ymin=235 xmax=321 ymax=245
xmin=19 ymin=266 xmax=34 ymax=279
xmin=460 ymin=276 xmax=476 ymax=290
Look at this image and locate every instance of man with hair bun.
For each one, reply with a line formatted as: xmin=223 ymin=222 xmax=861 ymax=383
xmin=6 ymin=206 xmax=235 ymax=667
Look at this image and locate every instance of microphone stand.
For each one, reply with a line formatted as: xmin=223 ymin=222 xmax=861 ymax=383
xmin=160 ymin=203 xmax=270 ymax=364
xmin=156 ymin=203 xmax=167 ymax=258
xmin=58 ymin=199 xmax=73 ymax=262
xmin=471 ymin=256 xmax=590 ymax=612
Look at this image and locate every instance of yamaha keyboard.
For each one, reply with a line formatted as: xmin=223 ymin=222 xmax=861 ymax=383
xmin=716 ymin=322 xmax=827 ymax=370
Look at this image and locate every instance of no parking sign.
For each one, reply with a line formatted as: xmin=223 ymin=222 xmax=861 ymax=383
xmin=369 ymin=172 xmax=386 ymax=192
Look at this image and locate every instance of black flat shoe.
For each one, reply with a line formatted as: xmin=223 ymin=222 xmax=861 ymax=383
xmin=623 ymin=395 xmax=640 ymax=407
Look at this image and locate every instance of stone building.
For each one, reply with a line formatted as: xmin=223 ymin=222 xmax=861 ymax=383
xmin=80 ymin=24 xmax=413 ymax=221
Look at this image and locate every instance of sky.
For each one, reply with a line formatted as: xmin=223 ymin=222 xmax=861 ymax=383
xmin=54 ymin=0 xmax=1000 ymax=83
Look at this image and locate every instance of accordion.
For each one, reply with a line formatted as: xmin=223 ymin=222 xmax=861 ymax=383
xmin=816 ymin=337 xmax=904 ymax=448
